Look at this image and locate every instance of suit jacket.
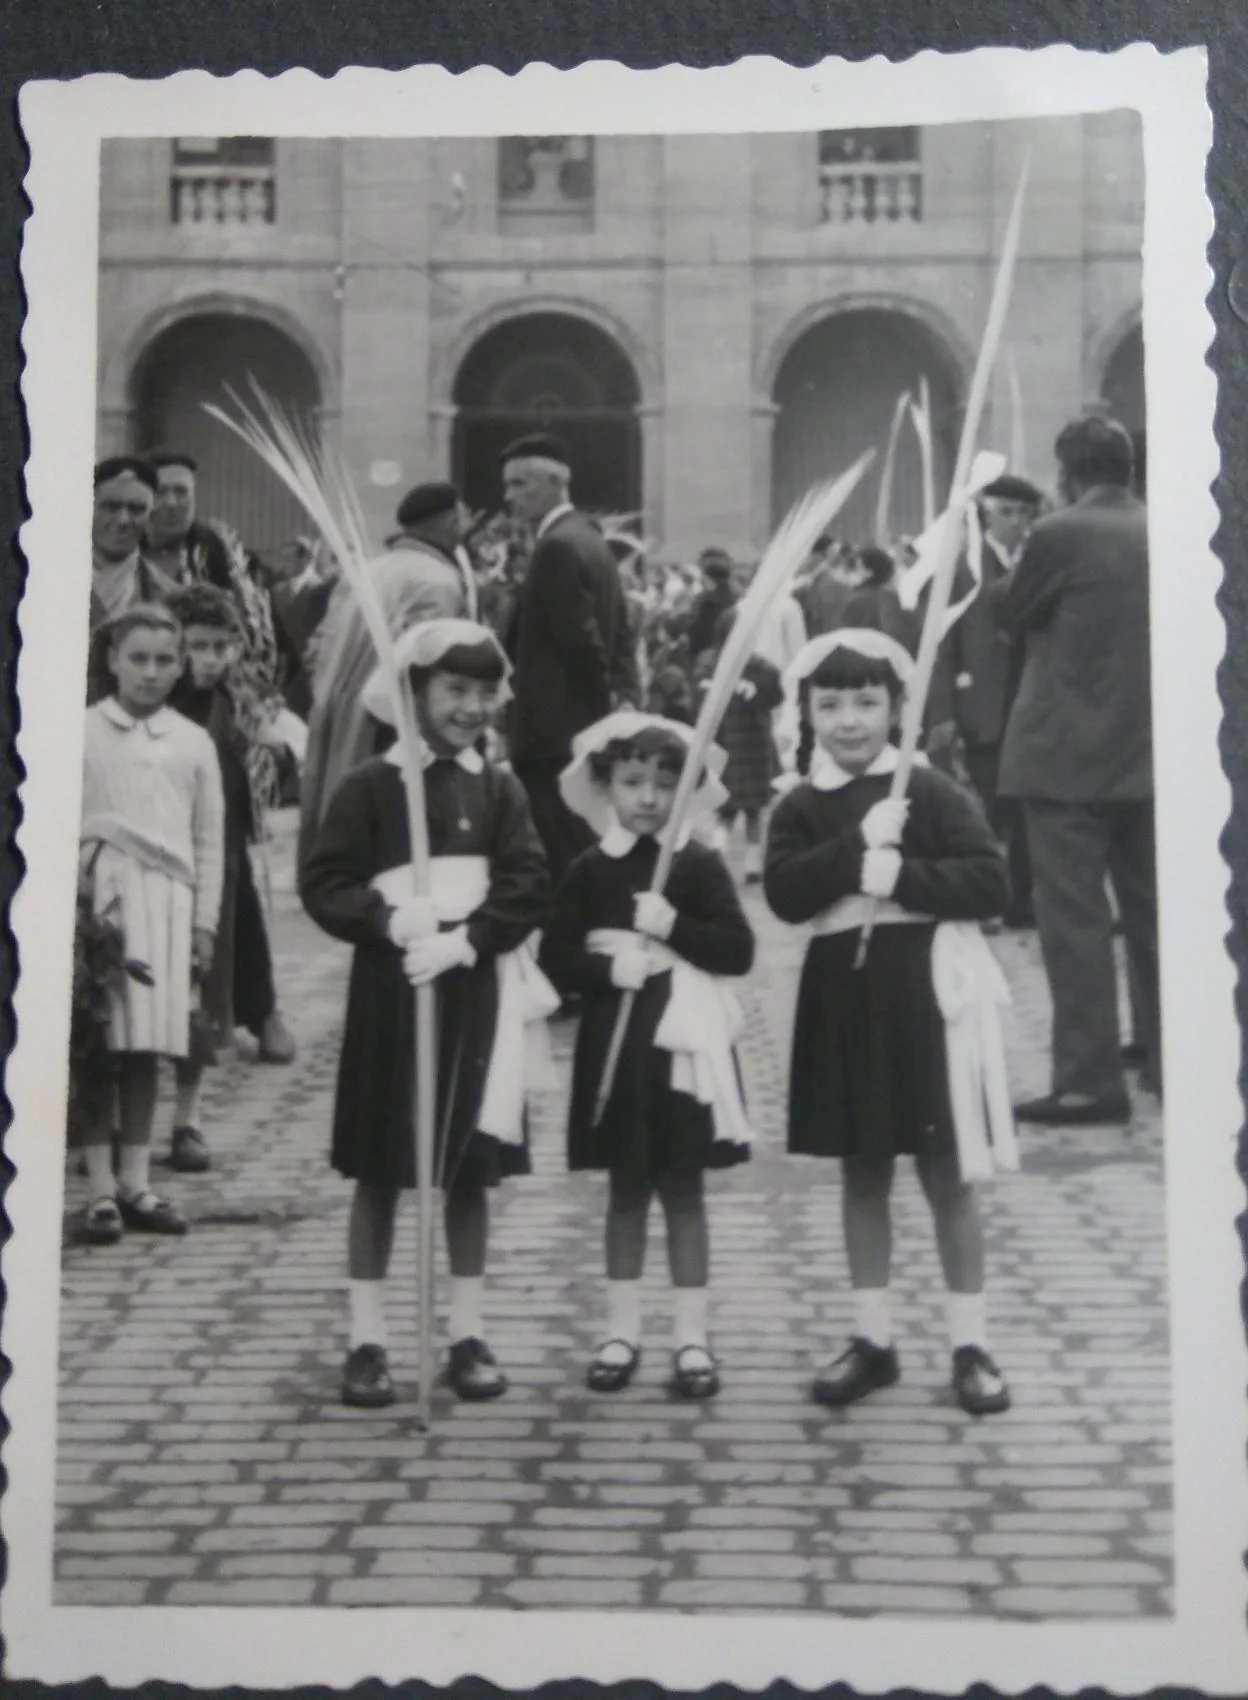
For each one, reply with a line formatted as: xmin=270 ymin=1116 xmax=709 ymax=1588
xmin=509 ymin=509 xmax=636 ymax=765
xmin=927 ymin=543 xmax=1017 ymax=747
xmin=798 ymin=565 xmax=856 ymax=639
xmin=995 ymin=486 xmax=1152 ymax=802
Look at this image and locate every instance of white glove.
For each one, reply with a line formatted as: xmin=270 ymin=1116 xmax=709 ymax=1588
xmin=402 ymin=927 xmax=477 ymax=986
xmin=633 ymin=891 xmax=677 ymax=940
xmin=860 ymin=797 xmax=910 ymax=849
xmin=609 ymin=943 xmax=652 ymax=991
xmin=735 ymin=678 xmax=757 ymax=701
xmin=861 ymin=847 xmax=902 ymax=899
xmin=387 ymin=895 xmax=440 ymax=948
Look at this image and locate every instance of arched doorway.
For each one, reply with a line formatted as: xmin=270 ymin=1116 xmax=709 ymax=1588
xmin=452 ymin=312 xmax=642 ymax=517
xmin=1101 ymin=321 xmax=1145 ymax=435
xmin=132 ymin=312 xmax=321 ymax=556
xmin=771 ymin=308 xmax=962 ymax=541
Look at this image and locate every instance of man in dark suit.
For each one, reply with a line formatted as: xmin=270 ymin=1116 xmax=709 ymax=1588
xmin=927 ymin=474 xmax=1043 ymax=925
xmin=502 ymin=432 xmax=636 ymax=884
xmin=995 ymin=416 xmax=1158 ymax=1124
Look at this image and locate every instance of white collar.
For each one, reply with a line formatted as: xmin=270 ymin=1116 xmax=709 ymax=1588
xmin=599 ymin=812 xmax=694 ymax=859
xmin=535 ymin=502 xmax=575 ymax=541
xmin=97 ymin=697 xmax=177 ymax=738
xmin=809 ymin=743 xmax=901 ymax=791
xmin=383 ymin=743 xmax=484 ymax=775
xmin=984 ymin=533 xmax=1021 ymax=570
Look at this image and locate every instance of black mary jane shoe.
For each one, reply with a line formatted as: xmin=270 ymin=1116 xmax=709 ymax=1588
xmin=169 ymin=1124 xmax=211 ymax=1173
xmin=952 ymin=1344 xmax=1011 ymax=1416
xmin=812 ymin=1336 xmax=900 ymax=1408
xmin=586 ymin=1339 xmax=641 ymax=1394
xmin=670 ymin=1345 xmax=720 ymax=1400
xmin=1013 ymin=1091 xmax=1131 ymax=1127
xmin=446 ymin=1336 xmax=508 ymax=1402
xmin=81 ymin=1196 xmax=124 ymax=1246
xmin=342 ymin=1343 xmax=396 ymax=1408
xmin=116 ymin=1189 xmax=188 ymax=1236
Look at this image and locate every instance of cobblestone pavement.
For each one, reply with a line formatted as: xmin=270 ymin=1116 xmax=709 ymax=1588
xmin=55 ymin=813 xmax=1171 ymax=1616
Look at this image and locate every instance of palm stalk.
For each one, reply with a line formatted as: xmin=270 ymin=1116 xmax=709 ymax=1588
xmin=204 ymin=383 xmax=439 ymax=1432
xmin=591 ymin=451 xmax=876 ymax=1127
xmin=910 ymin=374 xmax=936 ymax=533
xmin=874 ymin=390 xmax=912 ymax=542
xmin=854 ymin=156 xmax=1031 ymax=971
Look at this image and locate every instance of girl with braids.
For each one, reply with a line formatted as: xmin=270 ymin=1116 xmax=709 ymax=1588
xmin=764 ymin=630 xmax=1015 ymax=1418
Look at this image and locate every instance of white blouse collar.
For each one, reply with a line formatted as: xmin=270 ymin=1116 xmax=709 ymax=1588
xmin=809 ymin=743 xmax=901 ymax=791
xmin=383 ymin=743 xmax=484 ymax=774
xmin=599 ymin=812 xmax=694 ymax=859
xmin=97 ymin=697 xmax=178 ymax=738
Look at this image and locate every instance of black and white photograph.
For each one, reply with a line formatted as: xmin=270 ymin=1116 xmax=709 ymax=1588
xmin=6 ymin=46 xmax=1243 ymax=1695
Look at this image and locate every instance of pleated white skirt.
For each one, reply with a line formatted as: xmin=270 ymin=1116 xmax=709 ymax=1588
xmin=92 ymin=845 xmax=193 ymax=1057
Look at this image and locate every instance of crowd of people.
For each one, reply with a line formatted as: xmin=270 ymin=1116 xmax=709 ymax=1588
xmin=73 ymin=410 xmax=1158 ymax=1419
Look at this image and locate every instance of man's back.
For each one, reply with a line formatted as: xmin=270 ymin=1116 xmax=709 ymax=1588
xmin=997 ymin=486 xmax=1151 ymax=802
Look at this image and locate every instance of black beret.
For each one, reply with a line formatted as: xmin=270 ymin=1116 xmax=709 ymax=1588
xmin=979 ymin=474 xmax=1044 ymax=505
xmin=500 ymin=432 xmax=572 ymax=469
xmin=395 ymin=481 xmax=459 ymax=528
xmin=94 ymin=455 xmax=157 ymax=494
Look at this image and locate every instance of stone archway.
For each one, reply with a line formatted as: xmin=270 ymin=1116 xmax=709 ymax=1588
xmin=451 ymin=311 xmax=642 ymax=518
xmin=771 ymin=306 xmax=964 ymax=541
xmin=131 ymin=310 xmax=321 ymax=556
xmin=1100 ymin=319 xmax=1145 ymax=436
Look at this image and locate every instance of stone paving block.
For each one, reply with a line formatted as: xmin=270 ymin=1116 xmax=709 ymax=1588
xmin=56 ymin=1529 xmax=179 ymax=1553
xmin=503 ymin=1579 xmax=643 ymax=1607
xmin=330 ymin=1576 xmax=485 ymax=1605
xmin=52 ymin=1580 xmax=151 ymax=1605
xmin=218 ymin=1554 xmax=359 ymax=1578
xmin=658 ymin=1579 xmax=809 ymax=1609
xmin=194 ymin=1525 xmax=337 ymax=1553
xmin=505 ymin=1528 xmax=641 ymax=1553
xmin=348 ymin=1524 xmax=486 ymax=1549
xmin=382 ymin=1502 xmax=518 ymax=1525
xmin=1012 ymin=1558 xmax=1167 ymax=1585
xmin=369 ymin=1551 xmax=517 ymax=1578
xmin=531 ymin=1557 xmax=665 ymax=1579
xmin=167 ymin=1579 xmax=317 ymax=1605
xmin=57 ymin=1556 xmax=201 ymax=1579
xmin=992 ymin=1586 xmax=1149 ymax=1617
xmin=819 ymin=1583 xmax=978 ymax=1615
xmin=851 ymin=1556 xmax=1002 ymax=1586
xmin=662 ymin=1528 xmax=798 ymax=1553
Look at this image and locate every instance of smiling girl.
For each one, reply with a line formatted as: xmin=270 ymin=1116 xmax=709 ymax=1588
xmin=764 ymin=630 xmax=1013 ymax=1417
xmin=77 ymin=603 xmax=225 ymax=1244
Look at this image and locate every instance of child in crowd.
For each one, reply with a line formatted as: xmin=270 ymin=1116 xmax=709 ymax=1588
xmin=300 ymin=619 xmax=554 ymax=1409
xmin=763 ymin=630 xmax=1014 ymax=1416
xmin=540 ymin=713 xmax=754 ymax=1399
xmin=700 ymin=608 xmax=783 ymax=882
xmin=77 ymin=603 xmax=224 ymax=1243
xmin=164 ymin=583 xmax=255 ymax=1173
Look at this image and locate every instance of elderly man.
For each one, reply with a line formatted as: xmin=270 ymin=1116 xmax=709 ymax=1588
xmin=995 ymin=416 xmax=1158 ymax=1124
xmin=91 ymin=457 xmax=174 ymax=630
xmin=297 ymin=479 xmax=476 ymax=876
xmin=502 ymin=432 xmax=636 ymax=884
xmin=927 ymin=473 xmax=1044 ymax=925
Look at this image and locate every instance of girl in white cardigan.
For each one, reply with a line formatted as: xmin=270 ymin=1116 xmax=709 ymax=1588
xmin=78 ymin=603 xmax=224 ymax=1243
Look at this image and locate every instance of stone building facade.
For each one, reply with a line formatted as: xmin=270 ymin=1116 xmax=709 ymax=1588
xmin=96 ymin=117 xmax=1144 ymax=560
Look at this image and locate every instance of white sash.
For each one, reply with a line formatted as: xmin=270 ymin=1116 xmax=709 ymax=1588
xmin=371 ymin=856 xmax=559 ymax=1146
xmin=809 ymin=893 xmax=933 ymax=936
xmin=930 ymin=921 xmax=1020 ymax=1181
xmin=587 ymin=927 xmax=753 ymax=1149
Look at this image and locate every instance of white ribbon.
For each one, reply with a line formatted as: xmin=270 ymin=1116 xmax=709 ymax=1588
xmin=371 ymin=856 xmax=559 ymax=1146
xmin=930 ymin=922 xmax=1020 ymax=1181
xmin=587 ymin=927 xmax=753 ymax=1149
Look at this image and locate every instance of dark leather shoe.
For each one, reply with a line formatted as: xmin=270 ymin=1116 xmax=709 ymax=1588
xmin=342 ymin=1343 xmax=395 ymax=1408
xmin=257 ymin=1012 xmax=297 ymax=1064
xmin=812 ymin=1336 xmax=900 ymax=1407
xmin=446 ymin=1336 xmax=507 ymax=1401
xmin=671 ymin=1345 xmax=720 ymax=1400
xmin=587 ymin=1339 xmax=641 ymax=1393
xmin=952 ymin=1344 xmax=1011 ymax=1415
xmin=170 ymin=1124 xmax=211 ymax=1173
xmin=1013 ymin=1092 xmax=1131 ymax=1126
xmin=116 ymin=1189 xmax=188 ymax=1235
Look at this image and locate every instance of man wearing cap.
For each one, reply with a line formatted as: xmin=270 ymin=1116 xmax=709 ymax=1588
xmin=927 ymin=473 xmax=1043 ymax=926
xmin=502 ymin=433 xmax=637 ymax=885
xmin=91 ymin=457 xmax=176 ymax=630
xmin=298 ymin=480 xmax=475 ymax=875
xmin=995 ymin=415 xmax=1158 ymax=1125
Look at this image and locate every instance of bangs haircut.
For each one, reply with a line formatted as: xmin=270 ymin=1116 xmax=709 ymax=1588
xmin=804 ymin=646 xmax=904 ymax=700
xmin=104 ymin=601 xmax=182 ymax=649
xmin=588 ymin=726 xmax=688 ymax=784
xmin=410 ymin=640 xmax=505 ymax=689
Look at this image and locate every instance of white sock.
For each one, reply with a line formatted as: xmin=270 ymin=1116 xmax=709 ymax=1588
xmin=448 ymin=1275 xmax=485 ymax=1344
xmin=853 ymin=1286 xmax=894 ymax=1348
xmin=672 ymin=1285 xmax=710 ymax=1352
xmin=946 ymin=1289 xmax=988 ymax=1352
xmin=116 ymin=1143 xmax=151 ymax=1198
xmin=174 ymin=1071 xmax=204 ymax=1128
xmin=83 ymin=1143 xmax=115 ymax=1199
xmin=743 ymin=843 xmax=762 ymax=876
xmin=348 ymin=1279 xmax=387 ymax=1350
xmin=603 ymin=1278 xmax=642 ymax=1358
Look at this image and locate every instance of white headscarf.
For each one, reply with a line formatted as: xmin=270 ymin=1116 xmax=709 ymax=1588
xmin=360 ymin=619 xmax=512 ymax=726
xmin=558 ymin=710 xmax=728 ymax=838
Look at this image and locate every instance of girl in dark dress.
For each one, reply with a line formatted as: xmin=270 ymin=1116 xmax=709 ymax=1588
xmin=763 ymin=629 xmax=1014 ymax=1417
xmin=698 ymin=608 xmax=784 ymax=883
xmin=301 ymin=620 xmax=553 ymax=1409
xmin=540 ymin=713 xmax=754 ymax=1400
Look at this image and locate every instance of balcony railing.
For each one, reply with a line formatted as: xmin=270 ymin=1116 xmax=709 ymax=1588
xmin=171 ymin=164 xmax=276 ymax=226
xmin=819 ymin=160 xmax=922 ymax=224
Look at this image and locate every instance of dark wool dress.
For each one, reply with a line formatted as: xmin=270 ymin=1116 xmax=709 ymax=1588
xmin=301 ymin=756 xmax=551 ymax=1190
xmin=539 ymin=837 xmax=754 ymax=1180
xmin=715 ymin=654 xmax=784 ymax=815
xmin=764 ymin=765 xmax=1007 ymax=1162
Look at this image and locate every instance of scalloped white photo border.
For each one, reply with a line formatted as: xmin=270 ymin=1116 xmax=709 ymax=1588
xmin=8 ymin=45 xmax=1242 ymax=1693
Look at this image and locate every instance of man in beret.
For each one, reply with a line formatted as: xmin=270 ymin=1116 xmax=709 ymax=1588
xmin=995 ymin=416 xmax=1158 ymax=1125
xmin=91 ymin=457 xmax=176 ymax=630
xmin=927 ymin=472 xmax=1043 ymax=926
xmin=298 ymin=479 xmax=475 ymax=875
xmin=502 ymin=433 xmax=637 ymax=884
